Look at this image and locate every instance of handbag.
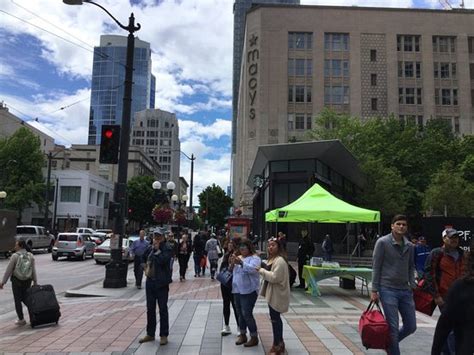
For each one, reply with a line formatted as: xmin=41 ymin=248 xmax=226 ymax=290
xmin=216 ymin=268 xmax=233 ymax=288
xmin=358 ymin=301 xmax=391 ymax=350
xmin=413 ymin=279 xmax=436 ymax=316
xmin=200 ymin=255 xmax=207 ymax=268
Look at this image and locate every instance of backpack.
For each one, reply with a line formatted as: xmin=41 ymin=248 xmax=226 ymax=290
xmin=13 ymin=252 xmax=33 ymax=281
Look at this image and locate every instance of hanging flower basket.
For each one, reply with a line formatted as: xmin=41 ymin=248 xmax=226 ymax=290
xmin=173 ymin=209 xmax=187 ymax=225
xmin=152 ymin=205 xmax=173 ymax=225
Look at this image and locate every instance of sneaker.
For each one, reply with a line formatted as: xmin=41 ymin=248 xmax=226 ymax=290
xmin=139 ymin=335 xmax=155 ymax=343
xmin=221 ymin=325 xmax=232 ymax=336
xmin=160 ymin=336 xmax=168 ymax=345
xmin=15 ymin=319 xmax=26 ymax=326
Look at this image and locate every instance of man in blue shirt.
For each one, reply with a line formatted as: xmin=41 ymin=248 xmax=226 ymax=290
xmin=130 ymin=229 xmax=149 ymax=289
xmin=414 ymin=236 xmax=430 ymax=279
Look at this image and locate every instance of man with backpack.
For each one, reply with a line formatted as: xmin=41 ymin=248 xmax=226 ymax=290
xmin=0 ymin=240 xmax=37 ymax=325
xmin=371 ymin=215 xmax=417 ymax=355
xmin=424 ymin=228 xmax=465 ymax=355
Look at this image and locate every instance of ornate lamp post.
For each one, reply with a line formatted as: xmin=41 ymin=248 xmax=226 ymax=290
xmin=64 ymin=0 xmax=141 ymax=288
xmin=0 ymin=191 xmax=7 ymax=209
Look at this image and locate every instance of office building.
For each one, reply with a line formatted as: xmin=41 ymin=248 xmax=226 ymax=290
xmin=232 ymin=0 xmax=300 ymax=155
xmin=233 ymin=4 xmax=474 ymax=214
xmin=88 ymin=35 xmax=156 ymax=144
xmin=132 ymin=109 xmax=181 ymax=185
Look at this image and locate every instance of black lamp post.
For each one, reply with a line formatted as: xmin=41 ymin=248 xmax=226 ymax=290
xmin=63 ymin=0 xmax=141 ymax=288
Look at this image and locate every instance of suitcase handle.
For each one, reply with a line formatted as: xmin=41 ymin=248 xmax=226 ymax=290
xmin=366 ymin=300 xmax=384 ymax=316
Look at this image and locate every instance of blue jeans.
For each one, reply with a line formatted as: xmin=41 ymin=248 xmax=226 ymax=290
xmin=269 ymin=305 xmax=283 ymax=345
xmin=379 ymin=287 xmax=417 ymax=355
xmin=193 ymin=254 xmax=202 ymax=275
xmin=145 ymin=282 xmax=169 ymax=338
xmin=234 ymin=292 xmax=258 ymax=336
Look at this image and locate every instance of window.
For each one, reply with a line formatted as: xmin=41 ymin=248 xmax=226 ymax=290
xmin=397 ymin=35 xmax=421 ymax=52
xmin=97 ymin=191 xmax=103 ymax=207
xmin=454 ymin=117 xmax=460 ymax=133
xmin=288 ymin=86 xmax=294 ymax=102
xmin=405 ymin=62 xmax=414 ymax=78
xmin=295 ymin=115 xmax=305 ymax=129
xmin=440 ymin=63 xmax=450 ymax=78
xmin=324 ymin=60 xmax=349 ymax=77
xmin=406 ymin=88 xmax=415 ymax=104
xmin=287 ymin=114 xmax=294 ymax=130
xmin=371 ymin=98 xmax=378 ymax=111
xmin=89 ymin=188 xmax=96 ymax=205
xmin=433 ymin=36 xmax=456 ymax=53
xmin=306 ymin=87 xmax=312 ymax=103
xmin=370 ymin=49 xmax=377 ymax=62
xmin=306 ymin=116 xmax=312 ymax=129
xmin=417 ymin=88 xmax=422 ymax=105
xmin=287 ymin=59 xmax=312 ymax=76
xmin=453 ymin=89 xmax=458 ymax=105
xmin=289 ymin=32 xmax=313 ymax=50
xmin=295 ymin=86 xmax=305 ymax=102
xmin=399 ymin=88 xmax=420 ymax=105
xmin=61 ymin=186 xmax=81 ymax=203
xmin=371 ymin=74 xmax=377 ymax=86
xmin=324 ymin=85 xmax=349 ymax=105
xmin=442 ymin=89 xmax=451 ymax=105
xmin=324 ymin=33 xmax=349 ymax=51
xmin=469 ymin=37 xmax=474 ymax=54
xmin=416 ymin=62 xmax=422 ymax=78
xmin=295 ymin=59 xmax=305 ymax=75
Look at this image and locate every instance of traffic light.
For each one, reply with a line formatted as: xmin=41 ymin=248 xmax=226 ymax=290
xmin=99 ymin=125 xmax=120 ymax=164
xmin=108 ymin=201 xmax=121 ymax=220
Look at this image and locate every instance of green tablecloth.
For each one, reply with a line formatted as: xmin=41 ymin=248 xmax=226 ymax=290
xmin=302 ymin=265 xmax=372 ymax=296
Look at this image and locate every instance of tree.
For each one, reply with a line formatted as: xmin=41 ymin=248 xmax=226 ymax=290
xmin=127 ymin=175 xmax=157 ymax=226
xmin=0 ymin=128 xmax=45 ymax=223
xmin=198 ymin=184 xmax=233 ymax=229
xmin=422 ymin=162 xmax=474 ymax=217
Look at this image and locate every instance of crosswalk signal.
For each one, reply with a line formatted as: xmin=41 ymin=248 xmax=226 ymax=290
xmin=99 ymin=125 xmax=120 ymax=164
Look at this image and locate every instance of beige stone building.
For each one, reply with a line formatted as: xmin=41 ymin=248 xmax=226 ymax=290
xmin=233 ymin=4 xmax=474 ymax=214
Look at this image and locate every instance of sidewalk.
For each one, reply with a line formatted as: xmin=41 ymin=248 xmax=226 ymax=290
xmin=0 ymin=262 xmax=438 ymax=354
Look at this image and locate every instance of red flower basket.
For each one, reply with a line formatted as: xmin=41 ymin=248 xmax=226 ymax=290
xmin=152 ymin=205 xmax=173 ymax=225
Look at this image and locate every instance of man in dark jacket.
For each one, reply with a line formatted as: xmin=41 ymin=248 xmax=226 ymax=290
xmin=297 ymin=229 xmax=314 ymax=289
xmin=139 ymin=228 xmax=173 ymax=345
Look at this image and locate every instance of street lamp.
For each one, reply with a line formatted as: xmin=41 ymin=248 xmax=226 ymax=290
xmin=152 ymin=180 xmax=176 ymax=202
xmin=0 ymin=191 xmax=7 ymax=209
xmin=171 ymin=194 xmax=189 ymax=209
xmin=64 ymin=0 xmax=141 ymax=289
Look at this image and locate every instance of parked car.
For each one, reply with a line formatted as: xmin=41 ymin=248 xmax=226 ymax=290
xmin=96 ymin=229 xmax=113 ymax=235
xmin=16 ymin=225 xmax=55 ymax=252
xmin=76 ymin=227 xmax=95 ymax=235
xmin=90 ymin=233 xmax=106 ymax=245
xmin=52 ymin=233 xmax=96 ymax=261
xmin=93 ymin=238 xmax=134 ymax=264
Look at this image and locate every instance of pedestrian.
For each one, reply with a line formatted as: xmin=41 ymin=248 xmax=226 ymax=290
xmin=192 ymin=233 xmax=206 ymax=277
xmin=130 ymin=229 xmax=150 ymax=289
xmin=296 ymin=229 xmax=314 ymax=289
xmin=431 ymin=239 xmax=474 ymax=355
xmin=205 ymin=232 xmax=221 ymax=280
xmin=277 ymin=231 xmax=287 ymax=251
xmin=139 ymin=228 xmax=173 ymax=345
xmin=322 ymin=234 xmax=334 ymax=261
xmin=414 ymin=236 xmax=431 ymax=279
xmin=167 ymin=232 xmax=178 ymax=277
xmin=257 ymin=237 xmax=290 ymax=355
xmin=424 ymin=228 xmax=466 ymax=354
xmin=0 ymin=240 xmax=37 ymax=325
xmin=231 ymin=238 xmax=261 ymax=347
xmin=219 ymin=237 xmax=240 ymax=336
xmin=371 ymin=214 xmax=417 ymax=355
xmin=177 ymin=233 xmax=192 ymax=281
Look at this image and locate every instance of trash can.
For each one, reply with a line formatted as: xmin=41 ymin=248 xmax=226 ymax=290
xmin=339 ymin=276 xmax=356 ymax=289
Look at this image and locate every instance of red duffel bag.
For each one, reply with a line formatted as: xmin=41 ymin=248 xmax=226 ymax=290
xmin=413 ymin=279 xmax=436 ymax=316
xmin=358 ymin=301 xmax=390 ymax=351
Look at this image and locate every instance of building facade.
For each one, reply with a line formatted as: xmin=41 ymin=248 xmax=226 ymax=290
xmin=0 ymin=103 xmax=55 ymax=154
xmin=233 ymin=4 xmax=474 ymax=213
xmin=232 ymin=0 xmax=300 ymax=155
xmin=88 ymin=35 xmax=156 ymax=145
xmin=131 ymin=109 xmax=181 ymax=185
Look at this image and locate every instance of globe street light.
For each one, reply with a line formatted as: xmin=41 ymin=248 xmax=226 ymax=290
xmin=171 ymin=194 xmax=189 ymax=209
xmin=0 ymin=191 xmax=7 ymax=209
xmin=64 ymin=0 xmax=141 ymax=289
xmin=152 ymin=180 xmax=176 ymax=203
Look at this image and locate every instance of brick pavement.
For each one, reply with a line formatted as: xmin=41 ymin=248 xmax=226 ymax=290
xmin=0 ymin=261 xmax=438 ymax=354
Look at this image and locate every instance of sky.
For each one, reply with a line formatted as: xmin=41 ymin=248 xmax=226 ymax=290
xmin=0 ymin=0 xmax=471 ymax=205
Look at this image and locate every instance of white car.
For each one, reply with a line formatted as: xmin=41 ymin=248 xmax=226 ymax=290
xmin=93 ymin=238 xmax=134 ymax=264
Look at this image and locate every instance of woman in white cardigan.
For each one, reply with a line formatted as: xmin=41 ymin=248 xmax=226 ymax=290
xmin=257 ymin=237 xmax=290 ymax=355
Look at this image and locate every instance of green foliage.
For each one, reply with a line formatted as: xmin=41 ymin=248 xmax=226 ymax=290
xmin=127 ymin=175 xmax=157 ymax=226
xmin=309 ymin=109 xmax=473 ymax=217
xmin=198 ymin=184 xmax=233 ymax=229
xmin=423 ymin=162 xmax=474 ymax=217
xmin=0 ymin=128 xmax=45 ymax=221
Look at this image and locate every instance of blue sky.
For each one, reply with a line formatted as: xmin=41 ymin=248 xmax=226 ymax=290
xmin=0 ymin=0 xmax=468 ymax=202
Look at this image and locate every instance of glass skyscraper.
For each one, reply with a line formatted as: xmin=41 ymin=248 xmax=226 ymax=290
xmin=232 ymin=0 xmax=300 ymax=154
xmin=88 ymin=35 xmax=156 ymax=145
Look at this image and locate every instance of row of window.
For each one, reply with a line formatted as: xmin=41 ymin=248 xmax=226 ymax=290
xmin=132 ymin=139 xmax=172 ymax=146
xmin=289 ymin=33 xmax=468 ymax=53
xmin=435 ymin=88 xmax=458 ymax=106
xmin=288 ymin=85 xmax=312 ymax=103
xmin=288 ymin=113 xmax=312 ymax=130
xmin=132 ymin=130 xmax=173 ymax=138
xmin=60 ymin=187 xmax=108 ymax=207
xmin=399 ymin=88 xmax=423 ymax=105
xmin=288 ymin=59 xmax=312 ymax=76
xmin=324 ymin=85 xmax=349 ymax=105
xmin=139 ymin=120 xmax=172 ymax=128
xmin=324 ymin=60 xmax=349 ymax=77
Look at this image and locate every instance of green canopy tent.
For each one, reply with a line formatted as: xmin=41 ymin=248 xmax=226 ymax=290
xmin=265 ymin=183 xmax=380 ymax=257
xmin=265 ymin=183 xmax=380 ymax=223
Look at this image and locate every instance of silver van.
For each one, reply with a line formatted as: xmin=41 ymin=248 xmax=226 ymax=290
xmin=52 ymin=233 xmax=95 ymax=261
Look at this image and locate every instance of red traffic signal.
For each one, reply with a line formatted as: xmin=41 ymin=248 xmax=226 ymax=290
xmin=99 ymin=125 xmax=120 ymax=164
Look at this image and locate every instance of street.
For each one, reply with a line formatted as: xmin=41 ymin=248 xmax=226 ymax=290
xmin=0 ymin=251 xmax=116 ymax=317
xmin=0 ymin=256 xmax=438 ymax=354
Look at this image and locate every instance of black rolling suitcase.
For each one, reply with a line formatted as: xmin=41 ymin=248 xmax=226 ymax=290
xmin=25 ymin=284 xmax=61 ymax=328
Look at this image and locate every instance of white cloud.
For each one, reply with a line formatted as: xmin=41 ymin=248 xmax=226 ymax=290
xmin=179 ymin=118 xmax=231 ymax=141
